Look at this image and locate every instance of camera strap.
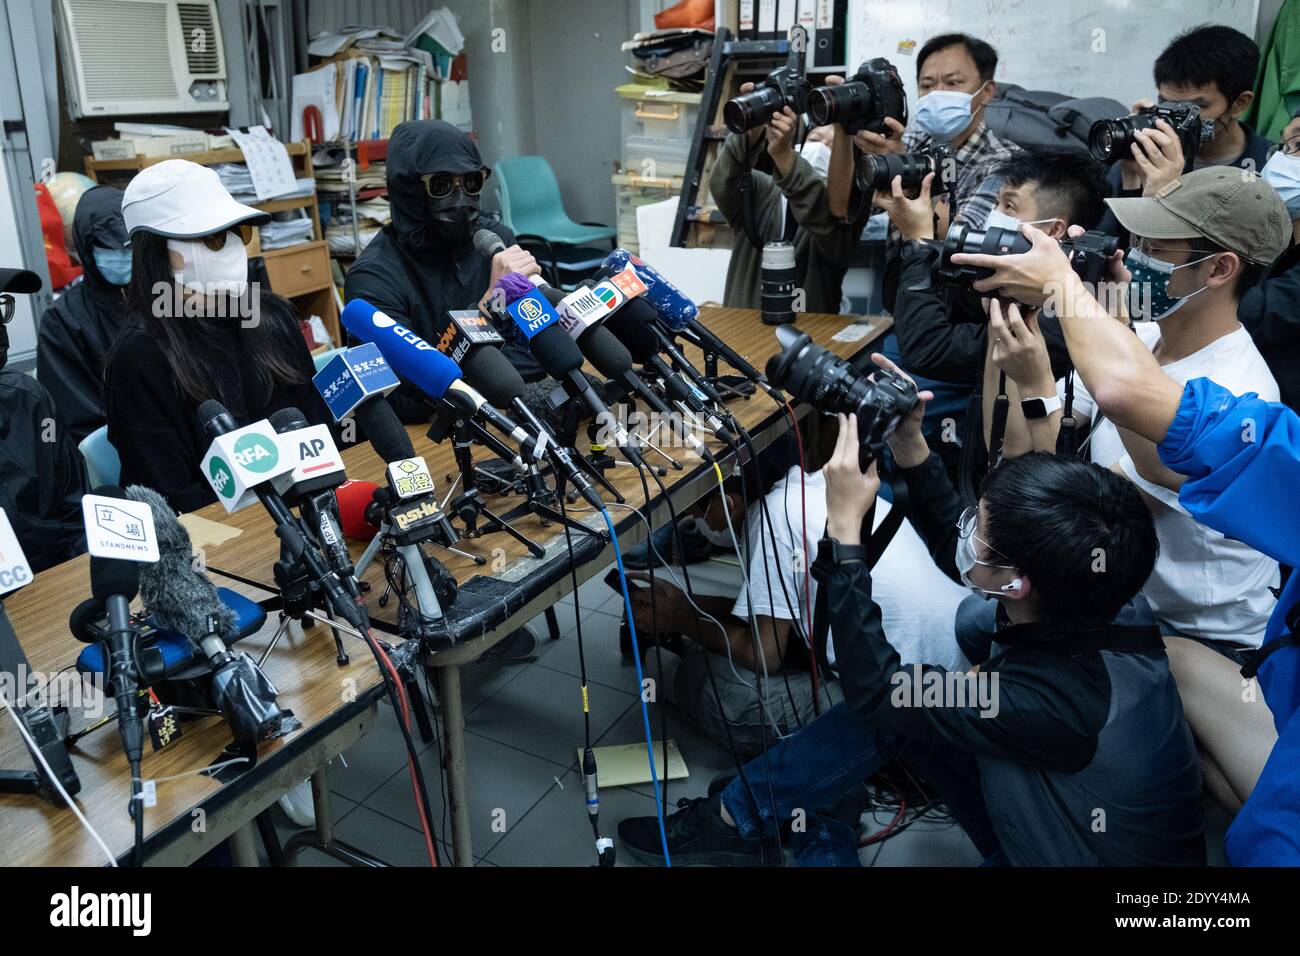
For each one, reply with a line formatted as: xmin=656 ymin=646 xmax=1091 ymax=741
xmin=809 ymin=464 xmax=910 ymax=675
xmin=1056 ymin=369 xmax=1081 ymax=456
xmin=988 ymin=371 xmax=1010 ymax=466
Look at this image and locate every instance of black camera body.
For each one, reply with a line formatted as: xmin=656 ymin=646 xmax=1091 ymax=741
xmin=724 ymin=33 xmax=811 ymax=134
xmin=856 ymin=143 xmax=955 ymax=195
xmin=1088 ymin=101 xmax=1208 ymax=170
xmin=1064 ymin=230 xmax=1119 ymax=286
xmin=766 ymin=325 xmax=919 ymax=463
xmin=808 ymin=57 xmax=907 ymax=135
xmin=925 ymin=220 xmax=1119 ymax=298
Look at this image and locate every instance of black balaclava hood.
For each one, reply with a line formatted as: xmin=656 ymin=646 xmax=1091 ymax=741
xmin=73 ymin=185 xmax=129 ymax=288
xmin=387 ymin=120 xmax=488 ymax=252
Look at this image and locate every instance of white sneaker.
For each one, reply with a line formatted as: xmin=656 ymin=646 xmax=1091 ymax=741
xmin=278 ymin=779 xmax=316 ymax=827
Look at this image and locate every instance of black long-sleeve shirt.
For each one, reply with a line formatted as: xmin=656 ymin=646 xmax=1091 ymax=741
xmin=825 ymin=451 xmax=1205 ymax=865
xmin=1239 ymin=242 xmax=1300 ymax=412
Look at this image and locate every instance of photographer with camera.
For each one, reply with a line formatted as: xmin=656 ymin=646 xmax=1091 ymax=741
xmin=1096 ymin=25 xmax=1272 ymax=241
xmin=953 ymin=167 xmax=1289 ymax=817
xmin=827 ymin=34 xmax=1020 ymax=239
xmin=711 ymin=89 xmax=859 ymax=314
xmin=618 ymin=351 xmax=1205 ymax=866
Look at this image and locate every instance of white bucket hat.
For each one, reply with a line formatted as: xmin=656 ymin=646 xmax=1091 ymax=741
xmin=122 ymin=159 xmax=270 ymax=240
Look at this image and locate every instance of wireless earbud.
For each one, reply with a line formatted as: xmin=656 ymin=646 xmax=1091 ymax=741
xmin=1000 ymin=578 xmax=1024 ymax=593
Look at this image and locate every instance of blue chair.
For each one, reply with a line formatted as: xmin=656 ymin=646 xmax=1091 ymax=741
xmin=494 ymin=156 xmax=616 ymax=288
xmin=78 ymin=425 xmax=121 ymax=487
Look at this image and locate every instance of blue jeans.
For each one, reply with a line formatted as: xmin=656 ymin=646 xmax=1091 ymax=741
xmin=721 ymin=701 xmax=1001 ymax=866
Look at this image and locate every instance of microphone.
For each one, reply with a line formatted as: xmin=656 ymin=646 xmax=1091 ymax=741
xmin=489 ymin=276 xmax=647 ymax=469
xmin=337 ymin=480 xmax=382 ymax=540
xmin=268 ymin=408 xmax=358 ymax=598
xmin=123 ymin=484 xmax=291 ymax=742
xmin=473 ymin=227 xmax=509 ymax=261
xmin=198 ymin=401 xmax=367 ymax=631
xmin=604 ymin=249 xmax=784 ymax=401
xmin=340 ymin=298 xmax=535 ymax=453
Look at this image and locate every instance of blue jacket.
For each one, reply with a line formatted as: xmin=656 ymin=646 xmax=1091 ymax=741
xmin=1158 ymin=376 xmax=1300 ymax=865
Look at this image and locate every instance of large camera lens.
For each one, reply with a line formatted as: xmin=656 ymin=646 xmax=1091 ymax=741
xmin=808 ymin=81 xmax=872 ymax=127
xmin=856 ymin=150 xmax=951 ymax=194
xmin=766 ymin=325 xmax=918 ymax=445
xmin=1088 ymin=113 xmax=1161 ymax=163
xmin=934 ymin=221 xmax=1033 ymax=288
xmin=724 ymin=85 xmax=785 ymax=134
xmin=760 ymin=241 xmax=797 ymax=326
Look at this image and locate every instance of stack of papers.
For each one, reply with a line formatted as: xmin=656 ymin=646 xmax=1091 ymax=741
xmin=213 ymin=164 xmax=315 ymax=203
xmin=260 ymin=215 xmax=315 ymax=250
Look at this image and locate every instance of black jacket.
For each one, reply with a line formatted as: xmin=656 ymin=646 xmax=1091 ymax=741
xmin=892 ymin=241 xmax=1073 ymax=387
xmin=0 ymin=371 xmax=87 ymax=572
xmin=1240 ymin=241 xmax=1300 ymax=412
xmin=104 ymin=296 xmax=330 ymax=513
xmin=37 ymin=186 xmax=130 ymax=446
xmin=344 ymin=120 xmax=542 ymax=423
xmin=826 ymin=452 xmax=1205 ymax=866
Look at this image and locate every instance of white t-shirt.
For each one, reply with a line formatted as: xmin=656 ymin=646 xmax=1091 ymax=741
xmin=1059 ymin=322 xmax=1280 ymax=647
xmin=731 ymin=466 xmax=969 ymax=671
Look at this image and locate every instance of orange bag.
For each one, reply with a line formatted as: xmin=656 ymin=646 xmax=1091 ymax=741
xmin=34 ymin=183 xmax=82 ymax=290
xmin=655 ymin=0 xmax=714 ymax=31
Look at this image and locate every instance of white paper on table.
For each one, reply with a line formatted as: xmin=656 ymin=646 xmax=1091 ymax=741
xmin=224 ymin=125 xmax=296 ymax=201
xmin=290 ymin=63 xmax=339 ymax=143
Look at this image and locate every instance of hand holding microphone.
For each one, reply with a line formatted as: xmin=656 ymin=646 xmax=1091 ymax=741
xmin=475 ymin=229 xmax=541 ymax=309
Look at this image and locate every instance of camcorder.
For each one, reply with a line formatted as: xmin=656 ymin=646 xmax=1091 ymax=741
xmin=807 ymin=57 xmax=907 ymax=135
xmin=724 ymin=28 xmax=811 ymax=134
xmin=1088 ymin=101 xmax=1211 ymax=171
xmin=925 ymin=220 xmax=1120 ymax=293
xmin=856 ymin=143 xmax=955 ymax=195
xmin=766 ymin=325 xmax=919 ymax=465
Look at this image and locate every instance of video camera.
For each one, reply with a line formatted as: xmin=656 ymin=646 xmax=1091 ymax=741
xmin=856 ymin=143 xmax=955 ymax=195
xmin=766 ymin=325 xmax=918 ymax=464
xmin=807 ymin=57 xmax=907 ymax=135
xmin=924 ymin=220 xmax=1119 ymax=296
xmin=1088 ymin=101 xmax=1210 ymax=171
xmin=724 ymin=28 xmax=811 ymax=134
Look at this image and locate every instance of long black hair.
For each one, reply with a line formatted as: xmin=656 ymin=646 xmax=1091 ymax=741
xmin=115 ymin=230 xmax=307 ymax=406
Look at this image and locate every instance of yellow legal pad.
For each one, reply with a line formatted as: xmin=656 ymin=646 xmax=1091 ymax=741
xmin=580 ymin=740 xmax=689 ymax=788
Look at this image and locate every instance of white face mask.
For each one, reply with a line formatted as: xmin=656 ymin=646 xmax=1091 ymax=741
xmin=1262 ymin=150 xmax=1300 ymax=219
xmin=797 ymin=140 xmax=832 ymax=181
xmin=168 ymin=232 xmax=248 ymax=298
xmin=954 ymin=507 xmax=1021 ymax=598
xmin=983 ymin=210 xmax=1062 ymax=234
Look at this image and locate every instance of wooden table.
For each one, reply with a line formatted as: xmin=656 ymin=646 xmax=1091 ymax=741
xmin=0 ymin=307 xmax=890 ymax=867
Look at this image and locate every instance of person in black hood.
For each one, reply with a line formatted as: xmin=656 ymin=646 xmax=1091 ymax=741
xmin=37 ymin=185 xmax=131 ymax=446
xmin=345 ymin=120 xmax=544 ymax=423
xmin=0 ymin=268 xmax=88 ymax=572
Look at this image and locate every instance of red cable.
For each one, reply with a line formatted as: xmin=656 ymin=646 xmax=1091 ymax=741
xmin=860 ymin=780 xmax=906 ymax=847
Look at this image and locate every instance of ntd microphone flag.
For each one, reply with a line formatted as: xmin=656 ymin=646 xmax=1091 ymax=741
xmin=505 ymin=289 xmax=561 ymax=340
xmin=201 ymin=419 xmax=296 ymax=513
xmin=313 ymin=342 xmax=400 ymax=422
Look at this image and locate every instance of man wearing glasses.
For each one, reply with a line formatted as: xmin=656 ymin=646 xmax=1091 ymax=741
xmin=1242 ymin=112 xmax=1300 ymax=411
xmin=0 ymin=268 xmax=88 ymax=573
xmin=344 ymin=120 xmax=544 ymax=423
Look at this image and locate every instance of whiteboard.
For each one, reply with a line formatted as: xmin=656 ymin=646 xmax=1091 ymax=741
xmin=847 ymin=0 xmax=1260 ymax=117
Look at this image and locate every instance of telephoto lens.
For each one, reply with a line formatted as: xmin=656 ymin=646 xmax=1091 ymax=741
xmin=765 ymin=325 xmax=918 ymax=455
xmin=761 ymin=241 xmax=797 ymax=326
xmin=1088 ymin=101 xmax=1204 ymax=166
xmin=807 ymin=58 xmax=907 ymax=135
xmin=931 ymin=220 xmax=1032 ymax=290
xmin=724 ymin=83 xmax=788 ymax=134
xmin=855 ymin=145 xmax=954 ymax=194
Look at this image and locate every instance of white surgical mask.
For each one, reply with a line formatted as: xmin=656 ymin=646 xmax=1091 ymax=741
xmin=954 ymin=507 xmax=1020 ymax=598
xmin=168 ymin=232 xmax=248 ymax=298
xmin=797 ymin=140 xmax=832 ymax=181
xmin=983 ymin=209 xmax=1061 ymax=233
xmin=1262 ymin=151 xmax=1300 ymax=220
xmin=916 ymin=83 xmax=987 ymax=142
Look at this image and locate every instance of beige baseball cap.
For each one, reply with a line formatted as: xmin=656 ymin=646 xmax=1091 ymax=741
xmin=1105 ymin=166 xmax=1291 ymax=265
xmin=122 ymin=159 xmax=270 ymax=241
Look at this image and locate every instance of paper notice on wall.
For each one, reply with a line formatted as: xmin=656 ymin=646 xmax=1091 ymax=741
xmin=224 ymin=125 xmax=296 ymax=201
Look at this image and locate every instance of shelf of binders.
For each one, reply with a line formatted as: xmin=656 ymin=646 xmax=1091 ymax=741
xmin=311 ymin=138 xmax=391 ymax=262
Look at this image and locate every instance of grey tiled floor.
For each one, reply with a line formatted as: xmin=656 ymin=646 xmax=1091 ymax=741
xmin=260 ymin=569 xmax=1231 ymax=867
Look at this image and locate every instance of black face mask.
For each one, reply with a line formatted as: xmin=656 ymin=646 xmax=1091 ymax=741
xmin=423 ymin=194 xmax=480 ymax=248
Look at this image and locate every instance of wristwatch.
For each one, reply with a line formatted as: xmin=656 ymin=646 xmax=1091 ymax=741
xmin=817 ymin=536 xmax=867 ymax=566
xmin=1020 ymin=394 xmax=1063 ymax=420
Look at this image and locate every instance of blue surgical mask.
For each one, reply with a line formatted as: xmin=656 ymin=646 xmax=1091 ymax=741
xmin=1124 ymin=246 xmax=1214 ymax=321
xmin=1262 ymin=151 xmax=1300 ymax=219
xmin=92 ymin=245 xmax=132 ymax=286
xmin=915 ymin=82 xmax=987 ymax=142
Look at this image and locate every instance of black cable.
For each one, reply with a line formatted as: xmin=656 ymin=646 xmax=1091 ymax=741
xmin=634 ymin=464 xmax=672 ymax=819
xmin=130 ymin=759 xmax=143 ymax=867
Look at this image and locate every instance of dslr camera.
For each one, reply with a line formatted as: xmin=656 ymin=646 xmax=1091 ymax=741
xmin=724 ymin=28 xmax=811 ymax=134
xmin=1088 ymin=101 xmax=1210 ymax=170
xmin=927 ymin=220 xmax=1119 ymax=294
xmin=856 ymin=143 xmax=955 ymax=195
xmin=766 ymin=325 xmax=918 ymax=463
xmin=807 ymin=57 xmax=907 ymax=135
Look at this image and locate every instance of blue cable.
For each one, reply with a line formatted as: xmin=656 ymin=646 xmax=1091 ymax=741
xmin=600 ymin=506 xmax=672 ymax=866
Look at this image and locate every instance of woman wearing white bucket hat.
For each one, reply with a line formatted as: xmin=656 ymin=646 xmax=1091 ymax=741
xmin=104 ymin=159 xmax=332 ymax=510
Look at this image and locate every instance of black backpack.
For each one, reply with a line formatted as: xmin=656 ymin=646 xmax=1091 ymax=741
xmin=985 ymin=83 xmax=1127 ymax=154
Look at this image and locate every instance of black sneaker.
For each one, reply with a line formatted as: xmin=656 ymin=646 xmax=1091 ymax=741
xmin=618 ymin=795 xmax=774 ymax=867
xmin=477 ymin=624 xmax=539 ymax=664
xmin=708 ymin=774 xmax=736 ymax=798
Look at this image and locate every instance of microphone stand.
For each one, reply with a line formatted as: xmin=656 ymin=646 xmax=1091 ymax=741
xmin=265 ymin=527 xmax=351 ymax=666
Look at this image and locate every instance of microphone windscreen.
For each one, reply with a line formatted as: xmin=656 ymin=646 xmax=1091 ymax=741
xmin=495 ymin=271 xmax=536 ymax=306
xmin=605 ymin=298 xmax=663 ymax=362
xmin=581 ymin=325 xmax=633 ymax=379
xmin=354 ymin=397 xmax=416 ymax=462
xmin=473 ymin=228 xmax=507 ymax=260
xmin=461 ymin=347 xmax=527 ymax=407
xmin=529 ymin=324 xmax=585 ymax=378
xmin=91 ymin=555 xmax=139 ymax=604
xmin=269 ymin=407 xmax=309 ymax=434
xmin=602 ymin=249 xmax=698 ymax=329
xmin=69 ymin=598 xmax=105 ymax=644
xmin=336 ymin=480 xmax=381 ymax=540
xmin=198 ymin=399 xmax=234 ymax=436
xmin=342 ymin=299 xmax=464 ymax=402
xmin=340 ymin=298 xmax=381 ymax=341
